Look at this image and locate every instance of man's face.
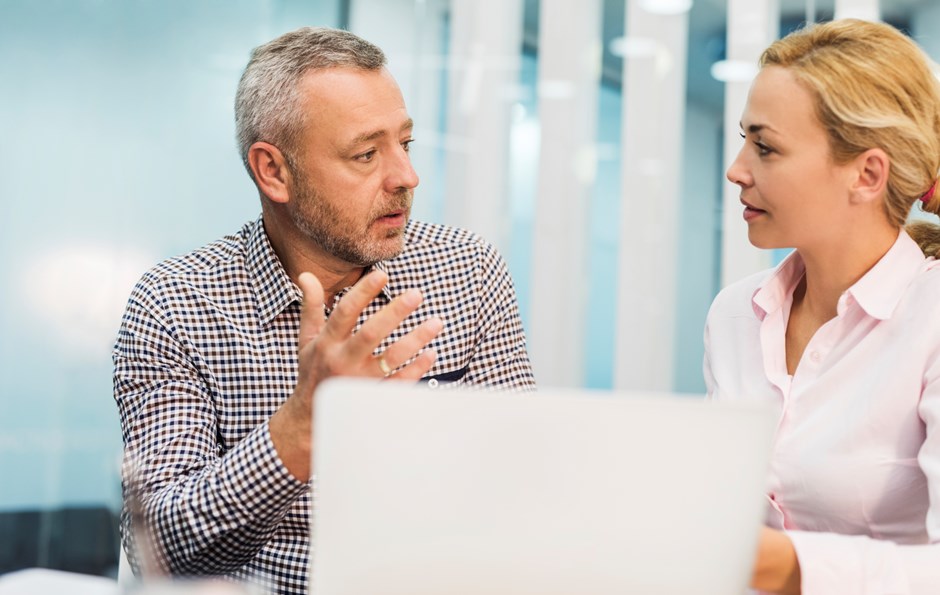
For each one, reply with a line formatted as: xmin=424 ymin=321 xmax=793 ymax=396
xmin=286 ymin=67 xmax=419 ymax=267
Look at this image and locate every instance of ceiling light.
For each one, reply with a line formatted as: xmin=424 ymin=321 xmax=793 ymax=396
xmin=639 ymin=0 xmax=693 ymax=15
xmin=710 ymin=59 xmax=758 ymax=82
xmin=609 ymin=36 xmax=659 ymax=58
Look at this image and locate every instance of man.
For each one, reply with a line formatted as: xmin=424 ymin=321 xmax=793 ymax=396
xmin=113 ymin=26 xmax=535 ymax=595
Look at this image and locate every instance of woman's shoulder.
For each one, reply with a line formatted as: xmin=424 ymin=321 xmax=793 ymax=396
xmin=707 ymin=268 xmax=776 ymax=320
xmin=902 ymin=258 xmax=940 ymax=311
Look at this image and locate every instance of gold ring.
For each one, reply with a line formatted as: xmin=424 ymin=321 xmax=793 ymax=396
xmin=377 ymin=356 xmax=392 ymax=377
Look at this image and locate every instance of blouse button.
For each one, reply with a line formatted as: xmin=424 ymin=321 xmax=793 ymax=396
xmin=428 ymin=378 xmax=439 ymax=389
xmin=810 ymin=350 xmax=821 ymax=363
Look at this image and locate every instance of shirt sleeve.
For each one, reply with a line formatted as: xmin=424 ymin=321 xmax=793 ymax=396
xmin=463 ymin=242 xmax=536 ymax=392
xmin=786 ymin=339 xmax=940 ymax=595
xmin=113 ymin=280 xmax=309 ymax=576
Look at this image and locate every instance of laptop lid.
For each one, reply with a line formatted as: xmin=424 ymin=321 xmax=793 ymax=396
xmin=310 ymin=379 xmax=775 ymax=595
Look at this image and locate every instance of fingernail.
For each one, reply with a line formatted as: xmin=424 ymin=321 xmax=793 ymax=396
xmin=428 ymin=317 xmax=443 ymax=333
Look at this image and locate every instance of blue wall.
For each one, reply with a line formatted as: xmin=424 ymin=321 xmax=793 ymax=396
xmin=0 ymin=0 xmax=340 ymax=512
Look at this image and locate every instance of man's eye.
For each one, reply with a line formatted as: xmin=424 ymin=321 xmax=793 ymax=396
xmin=355 ymin=150 xmax=376 ymax=162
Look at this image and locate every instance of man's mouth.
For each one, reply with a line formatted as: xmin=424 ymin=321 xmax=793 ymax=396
xmin=375 ymin=209 xmax=408 ymax=226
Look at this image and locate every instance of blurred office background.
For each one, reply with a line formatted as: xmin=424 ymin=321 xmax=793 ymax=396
xmin=2 ymin=0 xmax=939 ymax=579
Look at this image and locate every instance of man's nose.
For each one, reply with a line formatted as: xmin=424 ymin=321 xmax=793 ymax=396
xmin=386 ymin=146 xmax=419 ymax=192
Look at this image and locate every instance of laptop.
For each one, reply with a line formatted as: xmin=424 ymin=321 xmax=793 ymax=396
xmin=309 ymin=379 xmax=776 ymax=595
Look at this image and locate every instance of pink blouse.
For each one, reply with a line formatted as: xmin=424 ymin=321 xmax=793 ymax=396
xmin=704 ymin=230 xmax=940 ymax=593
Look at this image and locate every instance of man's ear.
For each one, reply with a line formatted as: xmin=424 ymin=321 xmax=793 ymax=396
xmin=849 ymin=148 xmax=890 ymax=206
xmin=248 ymin=141 xmax=292 ymax=204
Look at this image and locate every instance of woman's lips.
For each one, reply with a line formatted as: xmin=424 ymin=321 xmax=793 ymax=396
xmin=741 ymin=200 xmax=766 ymax=222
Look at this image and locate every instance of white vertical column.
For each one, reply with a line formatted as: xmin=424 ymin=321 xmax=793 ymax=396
xmin=720 ymin=0 xmax=779 ymax=288
xmin=834 ymin=0 xmax=880 ymax=21
xmin=348 ymin=0 xmax=449 ymax=224
xmin=349 ymin=0 xmax=424 ymax=99
xmin=528 ymin=0 xmax=602 ymax=387
xmin=613 ymin=1 xmax=689 ymax=391
xmin=443 ymin=0 xmax=525 ymax=251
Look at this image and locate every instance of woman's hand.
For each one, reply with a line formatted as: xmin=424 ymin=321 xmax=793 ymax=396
xmin=751 ymin=527 xmax=802 ymax=594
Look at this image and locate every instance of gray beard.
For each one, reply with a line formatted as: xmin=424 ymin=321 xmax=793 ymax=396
xmin=289 ymin=173 xmax=411 ymax=266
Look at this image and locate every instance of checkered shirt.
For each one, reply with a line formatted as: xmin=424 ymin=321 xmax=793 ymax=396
xmin=113 ymin=216 xmax=535 ymax=595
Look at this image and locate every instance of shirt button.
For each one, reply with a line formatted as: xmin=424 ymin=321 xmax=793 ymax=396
xmin=810 ymin=351 xmax=821 ymax=363
xmin=428 ymin=378 xmax=439 ymax=389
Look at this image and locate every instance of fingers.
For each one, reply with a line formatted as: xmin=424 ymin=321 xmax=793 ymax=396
xmin=297 ymin=272 xmax=325 ymax=350
xmin=321 ymin=270 xmax=389 ymax=341
xmin=343 ymin=286 xmax=426 ymax=362
xmin=388 ymin=348 xmax=437 ymax=381
xmin=377 ymin=317 xmax=443 ymax=373
xmin=298 ymin=268 xmax=441 ymax=382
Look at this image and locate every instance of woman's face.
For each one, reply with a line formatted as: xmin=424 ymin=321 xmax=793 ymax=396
xmin=726 ymin=66 xmax=856 ymax=251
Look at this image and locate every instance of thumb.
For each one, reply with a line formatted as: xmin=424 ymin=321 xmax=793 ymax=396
xmin=297 ymin=272 xmax=326 ymax=350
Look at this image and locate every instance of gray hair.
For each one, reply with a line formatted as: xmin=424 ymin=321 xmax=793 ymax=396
xmin=234 ymin=27 xmax=387 ymax=179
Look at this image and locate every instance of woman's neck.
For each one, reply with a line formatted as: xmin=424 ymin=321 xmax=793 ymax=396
xmin=796 ymin=223 xmax=898 ymax=320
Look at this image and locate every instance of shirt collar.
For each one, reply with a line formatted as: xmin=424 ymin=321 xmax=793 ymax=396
xmin=246 ymin=217 xmax=301 ymax=327
xmin=845 ymin=229 xmax=926 ymax=320
xmin=751 ymin=229 xmax=926 ymax=322
xmin=246 ymin=217 xmax=397 ymax=325
xmin=326 ymin=260 xmax=394 ymax=312
xmin=751 ymin=250 xmax=805 ymax=321
xmin=370 ymin=259 xmax=395 ymax=301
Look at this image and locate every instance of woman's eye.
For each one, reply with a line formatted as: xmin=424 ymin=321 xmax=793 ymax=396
xmin=402 ymin=139 xmax=414 ymax=152
xmin=739 ymin=132 xmax=773 ymax=156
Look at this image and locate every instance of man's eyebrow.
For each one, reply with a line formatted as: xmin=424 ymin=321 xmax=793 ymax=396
xmin=344 ymin=119 xmax=415 ymax=151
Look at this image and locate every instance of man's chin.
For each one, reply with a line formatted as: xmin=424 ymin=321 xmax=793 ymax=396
xmin=357 ymin=236 xmax=406 ymax=266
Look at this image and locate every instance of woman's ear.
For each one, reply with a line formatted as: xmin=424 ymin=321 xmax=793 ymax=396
xmin=849 ymin=148 xmax=890 ymax=205
xmin=248 ymin=141 xmax=292 ymax=204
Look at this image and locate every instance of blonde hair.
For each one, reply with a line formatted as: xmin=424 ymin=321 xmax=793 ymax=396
xmin=760 ymin=19 xmax=940 ymax=257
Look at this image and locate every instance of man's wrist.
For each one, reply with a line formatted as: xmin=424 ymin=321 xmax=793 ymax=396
xmin=269 ymin=396 xmax=313 ymax=482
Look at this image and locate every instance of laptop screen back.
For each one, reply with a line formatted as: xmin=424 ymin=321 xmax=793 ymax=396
xmin=310 ymin=379 xmax=775 ymax=595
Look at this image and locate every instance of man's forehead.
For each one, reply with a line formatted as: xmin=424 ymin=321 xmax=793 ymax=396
xmin=298 ymin=66 xmax=397 ymax=103
xmin=297 ymin=67 xmax=410 ymax=133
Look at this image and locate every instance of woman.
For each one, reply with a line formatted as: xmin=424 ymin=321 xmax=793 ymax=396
xmin=705 ymin=19 xmax=940 ymax=594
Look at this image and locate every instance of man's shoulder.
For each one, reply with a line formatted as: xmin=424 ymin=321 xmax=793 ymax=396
xmin=399 ymin=220 xmax=506 ymax=265
xmin=403 ymin=219 xmax=491 ymax=251
xmin=391 ymin=220 xmax=509 ymax=280
xmin=136 ymin=221 xmax=256 ymax=295
xmin=384 ymin=221 xmax=508 ymax=289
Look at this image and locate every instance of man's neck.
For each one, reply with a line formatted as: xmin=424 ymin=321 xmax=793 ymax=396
xmin=261 ymin=211 xmax=366 ymax=307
